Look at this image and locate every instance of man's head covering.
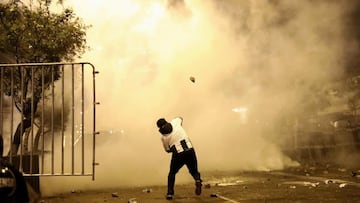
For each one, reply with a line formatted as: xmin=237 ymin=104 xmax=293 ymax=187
xmin=159 ymin=123 xmax=173 ymax=135
xmin=157 ymin=118 xmax=173 ymax=135
xmin=157 ymin=118 xmax=167 ymax=128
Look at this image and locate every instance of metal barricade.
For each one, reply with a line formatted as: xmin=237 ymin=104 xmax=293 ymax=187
xmin=0 ymin=62 xmax=99 ymax=180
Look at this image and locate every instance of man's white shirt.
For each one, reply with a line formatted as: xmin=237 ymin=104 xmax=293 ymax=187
xmin=161 ymin=117 xmax=193 ymax=153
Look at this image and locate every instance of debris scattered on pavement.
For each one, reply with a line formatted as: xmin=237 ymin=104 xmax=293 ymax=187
xmin=210 ymin=193 xmax=240 ymax=203
xmin=324 ymin=179 xmax=333 ymax=184
xmin=211 ymin=177 xmax=245 ymax=187
xmin=339 ymin=183 xmax=347 ymax=188
xmin=338 ymin=168 xmax=346 ymax=172
xmin=204 ymin=183 xmax=211 ymax=189
xmin=289 ymin=185 xmax=296 ymax=189
xmin=127 ymin=198 xmax=137 ymax=203
xmin=351 ymin=171 xmax=357 ymax=177
xmin=284 ymin=181 xmax=319 ymax=188
xmin=142 ymin=188 xmax=152 ymax=193
xmin=71 ymin=190 xmax=81 ymax=193
xmin=303 ymin=181 xmax=320 ymax=187
xmin=111 ymin=192 xmax=119 ymax=197
xmin=217 ymin=182 xmax=238 ymax=186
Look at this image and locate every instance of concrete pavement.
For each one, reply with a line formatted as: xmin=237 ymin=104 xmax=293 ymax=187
xmin=40 ymin=165 xmax=360 ymax=203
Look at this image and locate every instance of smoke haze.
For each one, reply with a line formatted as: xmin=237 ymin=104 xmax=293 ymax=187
xmin=41 ymin=0 xmax=359 ymax=195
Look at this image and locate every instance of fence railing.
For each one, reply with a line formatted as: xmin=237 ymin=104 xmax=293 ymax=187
xmin=0 ymin=62 xmax=99 ymax=180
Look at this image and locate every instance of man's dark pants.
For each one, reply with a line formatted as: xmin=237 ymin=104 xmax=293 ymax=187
xmin=167 ymin=148 xmax=201 ymax=195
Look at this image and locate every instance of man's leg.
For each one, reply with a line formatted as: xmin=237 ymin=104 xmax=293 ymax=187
xmin=184 ymin=149 xmax=202 ymax=195
xmin=167 ymin=154 xmax=184 ymax=198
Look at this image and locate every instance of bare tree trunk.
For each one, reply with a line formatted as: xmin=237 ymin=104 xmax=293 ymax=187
xmin=33 ymin=127 xmax=43 ymax=153
xmin=0 ymin=134 xmax=3 ymax=158
xmin=23 ymin=128 xmax=31 ymax=153
xmin=8 ymin=96 xmax=40 ymax=156
xmin=8 ymin=119 xmax=31 ymax=156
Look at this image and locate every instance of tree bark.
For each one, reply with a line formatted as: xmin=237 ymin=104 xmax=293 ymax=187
xmin=23 ymin=128 xmax=31 ymax=153
xmin=0 ymin=134 xmax=3 ymax=158
xmin=33 ymin=127 xmax=43 ymax=153
xmin=8 ymin=118 xmax=31 ymax=156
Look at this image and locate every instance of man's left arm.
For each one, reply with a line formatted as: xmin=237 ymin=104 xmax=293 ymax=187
xmin=161 ymin=138 xmax=171 ymax=153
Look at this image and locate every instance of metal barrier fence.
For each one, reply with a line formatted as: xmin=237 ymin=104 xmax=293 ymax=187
xmin=0 ymin=62 xmax=99 ymax=180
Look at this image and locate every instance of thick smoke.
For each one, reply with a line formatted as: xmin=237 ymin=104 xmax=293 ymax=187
xmin=41 ymin=0 xmax=357 ymax=195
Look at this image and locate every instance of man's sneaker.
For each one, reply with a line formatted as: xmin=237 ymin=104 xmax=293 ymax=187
xmin=195 ymin=180 xmax=202 ymax=195
xmin=166 ymin=194 xmax=173 ymax=200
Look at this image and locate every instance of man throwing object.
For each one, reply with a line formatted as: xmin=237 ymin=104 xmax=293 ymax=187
xmin=156 ymin=117 xmax=202 ymax=200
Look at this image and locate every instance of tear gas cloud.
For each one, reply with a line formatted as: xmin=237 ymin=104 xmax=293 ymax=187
xmin=41 ymin=0 xmax=357 ymax=195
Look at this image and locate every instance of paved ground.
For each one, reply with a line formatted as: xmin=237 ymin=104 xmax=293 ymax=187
xmin=39 ymin=164 xmax=360 ymax=203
